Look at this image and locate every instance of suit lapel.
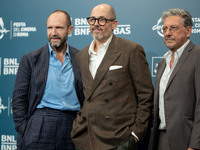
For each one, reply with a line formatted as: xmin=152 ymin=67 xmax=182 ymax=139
xmin=155 ymin=59 xmax=166 ymax=107
xmin=82 ymin=49 xmax=93 ymax=82
xmin=85 ymin=35 xmax=121 ymax=100
xmin=165 ymin=41 xmax=194 ymax=91
xmin=79 ymin=47 xmax=94 ymax=98
xmin=34 ymin=45 xmax=49 ymax=104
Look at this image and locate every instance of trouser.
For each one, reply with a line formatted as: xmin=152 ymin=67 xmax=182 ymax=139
xmin=75 ymin=135 xmax=137 ymax=150
xmin=18 ymin=108 xmax=77 ymax=150
xmin=156 ymin=130 xmax=171 ymax=150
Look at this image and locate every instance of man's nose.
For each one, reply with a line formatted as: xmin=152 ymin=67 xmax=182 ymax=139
xmin=165 ymin=28 xmax=173 ymax=35
xmin=94 ymin=19 xmax=99 ymax=26
xmin=51 ymin=28 xmax=58 ymax=35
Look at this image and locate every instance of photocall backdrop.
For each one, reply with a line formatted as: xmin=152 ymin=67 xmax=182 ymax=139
xmin=0 ymin=0 xmax=200 ymax=149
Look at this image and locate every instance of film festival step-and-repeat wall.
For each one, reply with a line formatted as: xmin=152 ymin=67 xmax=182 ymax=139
xmin=0 ymin=0 xmax=200 ymax=149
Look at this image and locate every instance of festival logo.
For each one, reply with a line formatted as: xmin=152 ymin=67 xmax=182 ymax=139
xmin=152 ymin=57 xmax=163 ymax=77
xmin=0 ymin=57 xmax=1 ymax=76
xmin=0 ymin=97 xmax=7 ymax=114
xmin=0 ymin=17 xmax=10 ymax=39
xmin=152 ymin=18 xmax=163 ymax=37
xmin=0 ymin=96 xmax=12 ymax=116
xmin=192 ymin=17 xmax=200 ymax=34
xmin=0 ymin=17 xmax=37 ymax=40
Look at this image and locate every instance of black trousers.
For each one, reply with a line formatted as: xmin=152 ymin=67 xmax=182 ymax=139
xmin=18 ymin=108 xmax=77 ymax=150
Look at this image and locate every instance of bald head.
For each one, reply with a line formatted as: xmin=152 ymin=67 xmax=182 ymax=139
xmin=91 ymin=4 xmax=116 ymax=19
xmin=47 ymin=10 xmax=72 ymax=27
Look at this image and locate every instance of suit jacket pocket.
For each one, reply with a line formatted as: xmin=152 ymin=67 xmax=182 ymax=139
xmin=108 ymin=67 xmax=129 ymax=82
xmin=175 ymin=69 xmax=193 ymax=78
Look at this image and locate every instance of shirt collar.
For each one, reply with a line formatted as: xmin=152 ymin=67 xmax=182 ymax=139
xmin=88 ymin=34 xmax=113 ymax=55
xmin=48 ymin=42 xmax=70 ymax=57
xmin=164 ymin=39 xmax=190 ymax=60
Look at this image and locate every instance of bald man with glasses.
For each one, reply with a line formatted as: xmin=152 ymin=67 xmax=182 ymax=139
xmin=71 ymin=3 xmax=153 ymax=150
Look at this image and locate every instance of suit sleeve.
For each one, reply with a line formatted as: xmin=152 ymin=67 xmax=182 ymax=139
xmin=130 ymin=44 xmax=154 ymax=140
xmin=12 ymin=54 xmax=31 ymax=135
xmin=189 ymin=56 xmax=200 ymax=149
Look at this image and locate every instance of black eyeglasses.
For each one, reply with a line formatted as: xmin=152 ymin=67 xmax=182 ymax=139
xmin=87 ymin=17 xmax=115 ymax=26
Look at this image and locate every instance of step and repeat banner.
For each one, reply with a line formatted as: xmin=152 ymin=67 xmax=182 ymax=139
xmin=0 ymin=0 xmax=200 ymax=149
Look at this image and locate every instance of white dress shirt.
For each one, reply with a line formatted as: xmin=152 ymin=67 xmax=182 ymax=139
xmin=88 ymin=35 xmax=113 ymax=79
xmin=159 ymin=40 xmax=190 ymax=129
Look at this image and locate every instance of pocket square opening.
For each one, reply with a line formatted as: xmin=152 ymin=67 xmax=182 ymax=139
xmin=109 ymin=65 xmax=123 ymax=70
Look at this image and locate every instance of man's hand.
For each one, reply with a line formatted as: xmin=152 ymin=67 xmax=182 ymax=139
xmin=134 ymin=137 xmax=138 ymax=143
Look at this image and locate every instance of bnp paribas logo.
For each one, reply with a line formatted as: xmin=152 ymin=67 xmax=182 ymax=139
xmin=0 ymin=17 xmax=10 ymax=40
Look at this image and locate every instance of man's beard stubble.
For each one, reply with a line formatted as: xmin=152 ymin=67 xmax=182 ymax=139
xmin=91 ymin=26 xmax=111 ymax=42
xmin=49 ymin=35 xmax=67 ymax=51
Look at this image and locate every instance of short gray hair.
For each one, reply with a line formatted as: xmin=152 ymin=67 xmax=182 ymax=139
xmin=161 ymin=8 xmax=193 ymax=27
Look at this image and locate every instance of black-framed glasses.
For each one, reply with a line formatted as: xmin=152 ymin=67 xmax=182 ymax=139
xmin=87 ymin=17 xmax=115 ymax=26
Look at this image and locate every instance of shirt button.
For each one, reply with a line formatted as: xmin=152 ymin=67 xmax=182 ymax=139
xmin=105 ymin=99 xmax=109 ymax=103
xmin=109 ymin=82 xmax=113 ymax=86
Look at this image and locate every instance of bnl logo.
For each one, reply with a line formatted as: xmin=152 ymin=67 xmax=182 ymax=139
xmin=0 ymin=96 xmax=8 ymax=114
xmin=152 ymin=57 xmax=163 ymax=77
xmin=0 ymin=17 xmax=10 ymax=39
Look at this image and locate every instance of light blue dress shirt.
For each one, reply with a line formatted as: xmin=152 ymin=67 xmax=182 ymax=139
xmin=37 ymin=43 xmax=80 ymax=111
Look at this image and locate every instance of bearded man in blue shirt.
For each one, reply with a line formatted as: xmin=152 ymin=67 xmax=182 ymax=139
xmin=12 ymin=10 xmax=84 ymax=150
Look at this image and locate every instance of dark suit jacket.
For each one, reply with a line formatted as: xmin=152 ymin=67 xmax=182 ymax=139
xmin=71 ymin=35 xmax=154 ymax=150
xmin=149 ymin=41 xmax=200 ymax=150
xmin=12 ymin=44 xmax=84 ymax=136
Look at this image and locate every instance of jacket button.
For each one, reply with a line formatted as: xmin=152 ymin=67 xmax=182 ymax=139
xmin=88 ymin=99 xmax=91 ymax=103
xmin=109 ymin=82 xmax=113 ymax=86
xmin=105 ymin=99 xmax=109 ymax=103
xmin=82 ymin=117 xmax=86 ymax=121
xmin=105 ymin=115 xmax=110 ymax=119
